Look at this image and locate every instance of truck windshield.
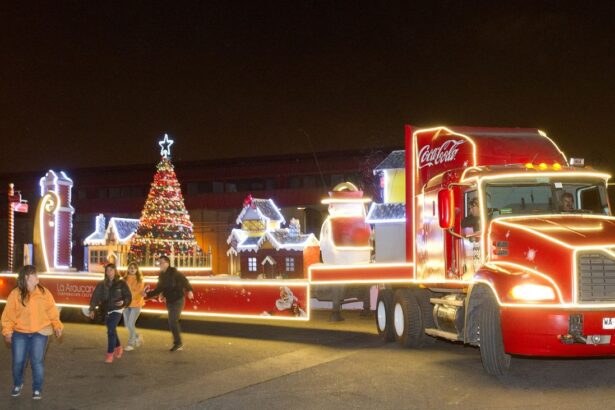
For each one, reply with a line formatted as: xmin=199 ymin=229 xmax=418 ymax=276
xmin=484 ymin=176 xmax=610 ymax=218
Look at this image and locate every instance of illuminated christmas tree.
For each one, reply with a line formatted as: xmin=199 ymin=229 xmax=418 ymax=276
xmin=129 ymin=135 xmax=201 ymax=263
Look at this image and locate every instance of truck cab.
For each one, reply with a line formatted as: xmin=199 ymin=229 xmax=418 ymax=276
xmin=371 ymin=125 xmax=615 ymax=376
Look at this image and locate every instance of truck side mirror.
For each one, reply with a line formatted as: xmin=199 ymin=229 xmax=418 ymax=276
xmin=438 ymin=188 xmax=454 ymax=229
xmin=608 ymin=184 xmax=615 ymax=212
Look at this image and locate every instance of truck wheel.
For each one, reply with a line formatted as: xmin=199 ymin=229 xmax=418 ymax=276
xmin=393 ymin=289 xmax=423 ymax=348
xmin=412 ymin=289 xmax=437 ymax=346
xmin=478 ymin=292 xmax=511 ymax=376
xmin=376 ymin=289 xmax=395 ymax=342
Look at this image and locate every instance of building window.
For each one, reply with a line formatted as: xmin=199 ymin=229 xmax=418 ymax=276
xmin=303 ymin=176 xmax=316 ymax=188
xmin=199 ymin=182 xmax=212 ymax=193
xmin=212 ymin=181 xmax=224 ymax=193
xmin=289 ymin=176 xmax=301 ymax=189
xmin=109 ymin=187 xmax=121 ymax=198
xmin=251 ymin=180 xmax=265 ymax=191
xmin=265 ymin=178 xmax=276 ymax=190
xmin=285 ymin=257 xmax=295 ymax=272
xmin=90 ymin=250 xmax=108 ymax=264
xmin=131 ymin=186 xmax=144 ymax=197
xmin=248 ymin=257 xmax=257 ymax=272
xmin=187 ymin=182 xmax=198 ymax=196
xmin=330 ymin=174 xmax=344 ymax=186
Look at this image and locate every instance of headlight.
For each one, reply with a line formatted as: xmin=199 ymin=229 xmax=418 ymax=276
xmin=510 ymin=284 xmax=556 ymax=301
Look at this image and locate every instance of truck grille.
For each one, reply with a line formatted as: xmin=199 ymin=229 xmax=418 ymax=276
xmin=577 ymin=251 xmax=615 ymax=303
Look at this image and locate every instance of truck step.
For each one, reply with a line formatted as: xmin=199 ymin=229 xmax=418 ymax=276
xmin=425 ymin=328 xmax=460 ymax=341
xmin=430 ymin=297 xmax=464 ymax=307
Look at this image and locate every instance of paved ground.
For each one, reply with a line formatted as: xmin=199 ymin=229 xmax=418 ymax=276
xmin=2 ymin=308 xmax=615 ymax=409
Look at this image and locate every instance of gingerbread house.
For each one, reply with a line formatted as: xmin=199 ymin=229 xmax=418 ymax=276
xmin=227 ymin=196 xmax=319 ymax=279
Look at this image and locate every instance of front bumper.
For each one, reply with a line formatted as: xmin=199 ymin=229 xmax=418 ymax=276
xmin=501 ymin=307 xmax=615 ymax=357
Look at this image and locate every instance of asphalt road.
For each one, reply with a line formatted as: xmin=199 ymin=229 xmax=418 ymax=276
xmin=2 ymin=309 xmax=615 ymax=410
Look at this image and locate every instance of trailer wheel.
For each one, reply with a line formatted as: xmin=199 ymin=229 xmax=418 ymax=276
xmin=393 ymin=289 xmax=423 ymax=348
xmin=375 ymin=289 xmax=395 ymax=342
xmin=413 ymin=289 xmax=437 ymax=346
xmin=478 ymin=291 xmax=511 ymax=376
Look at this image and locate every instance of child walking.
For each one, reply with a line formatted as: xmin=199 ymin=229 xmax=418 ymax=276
xmin=123 ymin=262 xmax=145 ymax=351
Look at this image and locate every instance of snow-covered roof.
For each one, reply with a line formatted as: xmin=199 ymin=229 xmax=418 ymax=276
xmin=110 ymin=218 xmax=140 ymax=242
xmin=235 ymin=198 xmax=286 ymax=225
xmin=235 ymin=235 xmax=262 ymax=252
xmin=84 ymin=230 xmax=106 ymax=245
xmin=373 ymin=150 xmax=405 ymax=173
xmin=226 ymin=228 xmax=248 ymax=246
xmin=242 ymin=236 xmax=262 ymax=246
xmin=366 ymin=203 xmax=406 ymax=224
xmin=84 ymin=216 xmax=140 ymax=246
xmin=235 ymin=229 xmax=319 ymax=253
xmin=229 ymin=229 xmax=318 ymax=252
xmin=266 ymin=230 xmax=318 ymax=249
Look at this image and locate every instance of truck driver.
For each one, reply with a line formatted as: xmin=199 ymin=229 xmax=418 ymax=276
xmin=461 ymin=197 xmax=480 ymax=232
xmin=559 ymin=192 xmax=574 ymax=212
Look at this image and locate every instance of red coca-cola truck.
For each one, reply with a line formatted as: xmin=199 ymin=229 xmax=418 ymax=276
xmin=311 ymin=125 xmax=615 ymax=375
xmin=3 ymin=124 xmax=615 ymax=375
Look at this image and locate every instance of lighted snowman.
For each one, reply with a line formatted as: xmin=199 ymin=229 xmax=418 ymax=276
xmin=319 ymin=182 xmax=372 ymax=265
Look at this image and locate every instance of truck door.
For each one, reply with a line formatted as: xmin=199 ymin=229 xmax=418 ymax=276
xmin=416 ymin=190 xmax=446 ymax=281
xmin=459 ymin=189 xmax=481 ymax=280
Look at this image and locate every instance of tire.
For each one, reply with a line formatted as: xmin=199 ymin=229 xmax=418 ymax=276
xmin=375 ymin=289 xmax=395 ymax=342
xmin=412 ymin=288 xmax=437 ymax=346
xmin=393 ymin=288 xmax=424 ymax=348
xmin=478 ymin=291 xmax=511 ymax=376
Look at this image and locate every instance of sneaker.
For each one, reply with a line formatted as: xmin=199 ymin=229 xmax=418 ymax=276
xmin=114 ymin=345 xmax=123 ymax=359
xmin=137 ymin=334 xmax=143 ymax=347
xmin=169 ymin=343 xmax=183 ymax=352
xmin=124 ymin=345 xmax=134 ymax=351
xmin=105 ymin=353 xmax=114 ymax=363
xmin=32 ymin=390 xmax=42 ymax=400
xmin=11 ymin=384 xmax=23 ymax=397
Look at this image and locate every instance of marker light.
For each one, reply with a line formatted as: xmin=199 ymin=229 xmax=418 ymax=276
xmin=553 ymin=163 xmax=562 ymax=170
xmin=510 ymin=284 xmax=556 ymax=301
xmin=525 ymin=163 xmax=534 ymax=169
xmin=538 ymin=163 xmax=548 ymax=170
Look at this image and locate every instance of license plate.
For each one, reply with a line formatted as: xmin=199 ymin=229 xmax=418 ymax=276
xmin=603 ymin=317 xmax=615 ymax=330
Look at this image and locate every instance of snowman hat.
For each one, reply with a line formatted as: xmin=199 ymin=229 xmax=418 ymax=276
xmin=321 ymin=182 xmax=371 ymax=204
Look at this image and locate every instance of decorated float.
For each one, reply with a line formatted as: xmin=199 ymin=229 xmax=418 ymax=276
xmin=0 ymin=135 xmax=313 ymax=320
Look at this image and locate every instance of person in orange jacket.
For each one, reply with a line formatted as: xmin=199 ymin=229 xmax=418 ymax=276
xmin=122 ymin=262 xmax=145 ymax=351
xmin=1 ymin=265 xmax=63 ymax=400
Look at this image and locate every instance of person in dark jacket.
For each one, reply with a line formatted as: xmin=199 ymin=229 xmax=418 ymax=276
xmin=89 ymin=263 xmax=132 ymax=363
xmin=145 ymin=256 xmax=193 ymax=352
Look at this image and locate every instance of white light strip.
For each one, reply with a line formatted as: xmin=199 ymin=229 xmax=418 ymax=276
xmin=366 ymin=217 xmax=406 ymax=224
xmin=321 ymin=198 xmax=372 ymax=204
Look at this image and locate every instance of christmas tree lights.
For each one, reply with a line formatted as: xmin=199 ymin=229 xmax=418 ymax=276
xmin=128 ymin=136 xmax=201 ymax=263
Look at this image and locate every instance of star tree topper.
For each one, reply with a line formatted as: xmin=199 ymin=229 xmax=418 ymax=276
xmin=159 ymin=134 xmax=174 ymax=158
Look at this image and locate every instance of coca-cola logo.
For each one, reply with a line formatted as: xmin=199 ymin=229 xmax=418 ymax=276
xmin=418 ymin=140 xmax=465 ymax=168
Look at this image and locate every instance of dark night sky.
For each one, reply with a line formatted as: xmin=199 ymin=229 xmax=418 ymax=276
xmin=1 ymin=1 xmax=615 ymax=174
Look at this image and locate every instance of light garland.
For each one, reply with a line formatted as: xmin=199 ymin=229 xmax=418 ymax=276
xmin=128 ymin=140 xmax=203 ymax=263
